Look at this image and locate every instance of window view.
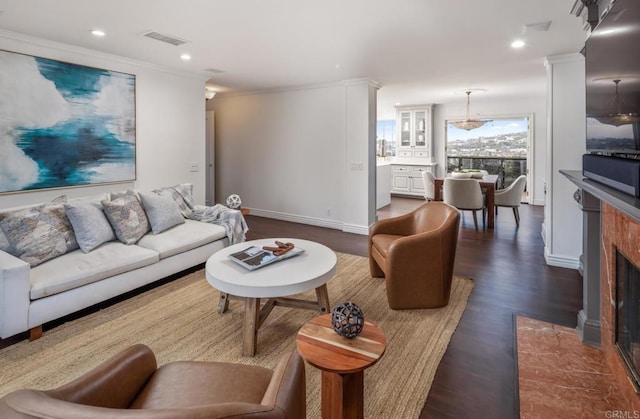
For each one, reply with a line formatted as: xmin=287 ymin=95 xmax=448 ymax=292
xmin=376 ymin=119 xmax=396 ymax=157
xmin=446 ymin=117 xmax=528 ymax=190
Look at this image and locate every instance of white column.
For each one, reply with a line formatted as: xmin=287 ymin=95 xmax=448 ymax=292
xmin=543 ymin=53 xmax=585 ymax=268
xmin=342 ymin=79 xmax=379 ymax=234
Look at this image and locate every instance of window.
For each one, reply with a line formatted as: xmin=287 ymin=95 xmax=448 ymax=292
xmin=445 ymin=116 xmax=529 ymax=191
xmin=376 ymin=119 xmax=396 ymax=157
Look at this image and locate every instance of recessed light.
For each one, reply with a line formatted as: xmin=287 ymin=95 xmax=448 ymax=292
xmin=180 ymin=54 xmax=192 ymax=61
xmin=91 ymin=29 xmax=106 ymax=37
xmin=511 ymin=40 xmax=525 ymax=49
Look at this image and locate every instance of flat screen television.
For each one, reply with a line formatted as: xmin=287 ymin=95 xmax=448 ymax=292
xmin=585 ymin=0 xmax=640 ymax=158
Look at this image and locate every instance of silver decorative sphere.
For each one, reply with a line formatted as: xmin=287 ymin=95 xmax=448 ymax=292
xmin=226 ymin=194 xmax=242 ymax=209
xmin=331 ymin=302 xmax=364 ymax=339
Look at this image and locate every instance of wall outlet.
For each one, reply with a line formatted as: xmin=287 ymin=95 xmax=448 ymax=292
xmin=190 ymin=162 xmax=199 ymax=172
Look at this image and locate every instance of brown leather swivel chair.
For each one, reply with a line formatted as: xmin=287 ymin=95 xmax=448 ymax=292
xmin=0 ymin=344 xmax=306 ymax=418
xmin=369 ymin=201 xmax=460 ymax=310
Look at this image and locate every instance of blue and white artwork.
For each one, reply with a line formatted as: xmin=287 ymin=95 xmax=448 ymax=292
xmin=0 ymin=49 xmax=136 ymax=193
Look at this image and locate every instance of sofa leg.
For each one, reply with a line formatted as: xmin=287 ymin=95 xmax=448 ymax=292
xmin=29 ymin=326 xmax=43 ymax=341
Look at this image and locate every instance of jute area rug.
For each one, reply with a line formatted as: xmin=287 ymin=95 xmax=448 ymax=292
xmin=0 ymin=253 xmax=473 ymax=418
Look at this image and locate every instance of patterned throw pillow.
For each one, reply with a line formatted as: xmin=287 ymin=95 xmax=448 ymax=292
xmin=64 ymin=202 xmax=116 ymax=252
xmin=0 ymin=228 xmax=11 ymax=254
xmin=0 ymin=196 xmax=79 ymax=267
xmin=101 ymin=194 xmax=150 ymax=245
xmin=139 ymin=192 xmax=185 ymax=234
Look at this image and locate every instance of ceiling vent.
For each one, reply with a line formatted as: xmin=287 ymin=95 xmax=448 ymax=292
xmin=522 ymin=21 xmax=552 ymax=34
xmin=204 ymin=68 xmax=225 ymax=74
xmin=143 ymin=31 xmax=187 ymax=46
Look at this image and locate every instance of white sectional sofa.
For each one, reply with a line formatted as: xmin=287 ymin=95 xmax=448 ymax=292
xmin=0 ymin=189 xmax=230 ymax=340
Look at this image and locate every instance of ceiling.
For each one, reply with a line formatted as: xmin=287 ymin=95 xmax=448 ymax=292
xmin=0 ymin=0 xmax=587 ymax=119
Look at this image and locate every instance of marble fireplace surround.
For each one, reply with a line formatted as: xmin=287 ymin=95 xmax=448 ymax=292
xmin=601 ymin=203 xmax=640 ymax=408
xmin=563 ymin=170 xmax=640 ymax=408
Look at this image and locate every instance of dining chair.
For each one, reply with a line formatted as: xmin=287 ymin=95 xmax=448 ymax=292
xmin=421 ymin=170 xmax=436 ymax=201
xmin=443 ymin=178 xmax=486 ymax=230
xmin=494 ymin=175 xmax=527 ymax=226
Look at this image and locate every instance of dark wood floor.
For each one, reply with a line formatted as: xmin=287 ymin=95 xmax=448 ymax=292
xmin=0 ymin=197 xmax=582 ymax=418
xmin=246 ymin=197 xmax=583 ymax=419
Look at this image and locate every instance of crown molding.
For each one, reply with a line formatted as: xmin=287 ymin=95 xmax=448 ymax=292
xmin=216 ymin=78 xmax=381 ymax=99
xmin=0 ymin=29 xmax=210 ymax=81
xmin=544 ymin=53 xmax=585 ymax=67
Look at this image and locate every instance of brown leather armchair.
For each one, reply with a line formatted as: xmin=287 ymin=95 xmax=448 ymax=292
xmin=369 ymin=201 xmax=460 ymax=310
xmin=0 ymin=344 xmax=306 ymax=418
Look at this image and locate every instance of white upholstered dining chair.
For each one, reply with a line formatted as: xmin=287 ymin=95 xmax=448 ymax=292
xmin=421 ymin=170 xmax=436 ymax=201
xmin=494 ymin=175 xmax=527 ymax=226
xmin=443 ymin=178 xmax=486 ymax=231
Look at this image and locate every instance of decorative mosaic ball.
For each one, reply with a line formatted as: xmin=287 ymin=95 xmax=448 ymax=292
xmin=225 ymin=194 xmax=242 ymax=209
xmin=331 ymin=302 xmax=364 ymax=339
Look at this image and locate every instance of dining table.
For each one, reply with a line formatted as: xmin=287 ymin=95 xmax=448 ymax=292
xmin=433 ymin=174 xmax=499 ymax=229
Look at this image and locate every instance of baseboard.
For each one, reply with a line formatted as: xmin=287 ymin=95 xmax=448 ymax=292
xmin=247 ymin=208 xmax=369 ymax=234
xmin=532 ymin=198 xmax=545 ymax=206
xmin=577 ymin=309 xmax=601 ymax=347
xmin=544 ymin=248 xmax=580 ymax=269
xmin=341 ymin=223 xmax=369 ymax=236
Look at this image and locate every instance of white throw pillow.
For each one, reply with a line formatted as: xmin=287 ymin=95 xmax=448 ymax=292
xmin=65 ymin=202 xmax=116 ymax=253
xmin=139 ymin=192 xmax=185 ymax=234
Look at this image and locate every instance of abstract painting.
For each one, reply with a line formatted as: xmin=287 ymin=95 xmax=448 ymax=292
xmin=0 ymin=49 xmax=136 ymax=193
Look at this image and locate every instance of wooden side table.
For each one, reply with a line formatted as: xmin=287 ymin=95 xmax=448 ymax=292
xmin=296 ymin=314 xmax=386 ymax=419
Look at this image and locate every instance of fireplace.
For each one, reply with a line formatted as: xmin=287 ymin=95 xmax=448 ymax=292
xmin=616 ymin=250 xmax=640 ymax=391
xmin=561 ymin=171 xmax=640 ymax=407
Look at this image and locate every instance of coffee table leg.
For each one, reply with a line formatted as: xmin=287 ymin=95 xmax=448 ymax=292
xmin=321 ymin=370 xmax=364 ymax=419
xmin=218 ymin=292 xmax=230 ymax=314
xmin=316 ymin=284 xmax=330 ymax=313
xmin=243 ymin=297 xmax=260 ymax=356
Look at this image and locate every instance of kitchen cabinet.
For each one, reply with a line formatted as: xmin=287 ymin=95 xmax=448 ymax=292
xmin=396 ymin=105 xmax=434 ymax=160
xmin=391 ymin=163 xmax=437 ymax=196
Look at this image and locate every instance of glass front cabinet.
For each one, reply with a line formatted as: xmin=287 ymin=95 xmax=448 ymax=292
xmin=395 ymin=105 xmax=433 ymax=160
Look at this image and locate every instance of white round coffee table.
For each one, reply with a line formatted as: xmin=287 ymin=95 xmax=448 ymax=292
xmin=205 ymin=238 xmax=337 ymax=356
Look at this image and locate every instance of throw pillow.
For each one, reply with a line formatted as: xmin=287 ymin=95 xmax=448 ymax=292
xmin=64 ymin=202 xmax=116 ymax=252
xmin=153 ymin=183 xmax=194 ymax=218
xmin=109 ymin=189 xmax=140 ymax=201
xmin=0 ymin=196 xmax=79 ymax=267
xmin=0 ymin=228 xmax=11 ymax=254
xmin=101 ymin=195 xmax=150 ymax=245
xmin=139 ymin=192 xmax=185 ymax=234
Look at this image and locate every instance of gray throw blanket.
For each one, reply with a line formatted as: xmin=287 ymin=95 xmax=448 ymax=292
xmin=154 ymin=184 xmax=248 ymax=245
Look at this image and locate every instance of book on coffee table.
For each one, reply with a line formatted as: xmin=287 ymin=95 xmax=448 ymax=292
xmin=228 ymin=245 xmax=304 ymax=271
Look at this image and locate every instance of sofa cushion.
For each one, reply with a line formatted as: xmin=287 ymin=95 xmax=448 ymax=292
xmin=30 ymin=242 xmax=159 ymax=300
xmin=64 ymin=202 xmax=116 ymax=253
xmin=139 ymin=192 xmax=185 ymax=234
xmin=137 ymin=219 xmax=226 ymax=259
xmin=102 ymin=193 xmax=150 ymax=245
xmin=371 ymin=234 xmax=404 ymax=258
xmin=0 ymin=197 xmax=79 ymax=267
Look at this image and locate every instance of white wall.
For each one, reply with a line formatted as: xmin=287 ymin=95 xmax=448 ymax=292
xmin=211 ymin=80 xmax=377 ymax=234
xmin=431 ymin=93 xmax=547 ymax=206
xmin=0 ymin=31 xmax=207 ymax=208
